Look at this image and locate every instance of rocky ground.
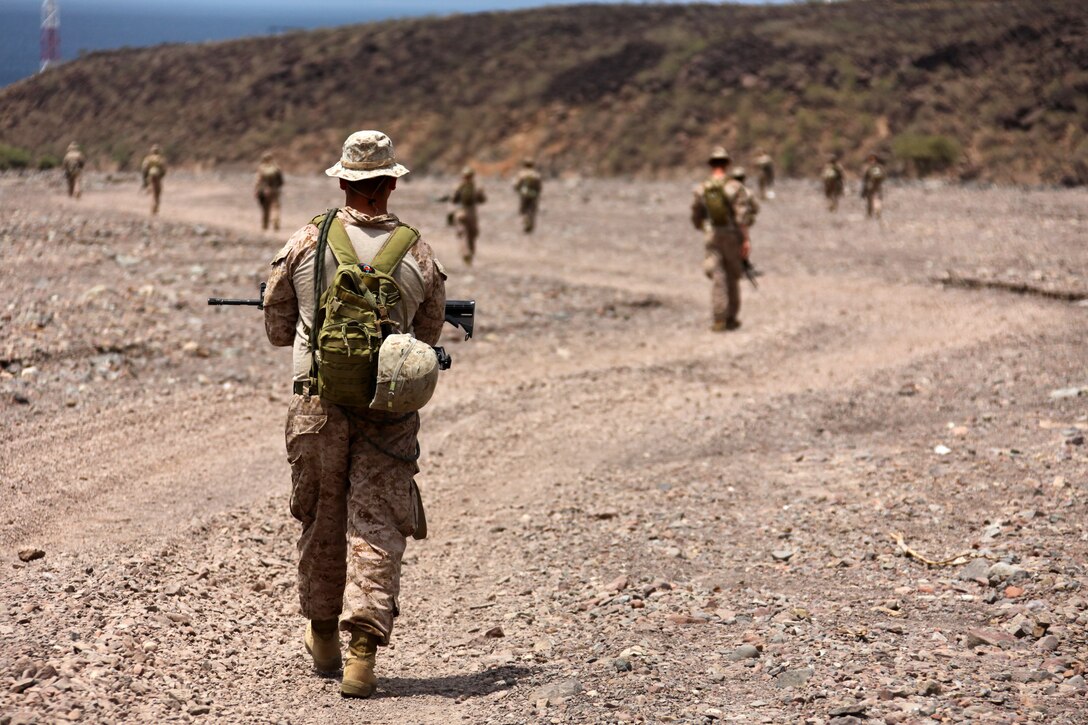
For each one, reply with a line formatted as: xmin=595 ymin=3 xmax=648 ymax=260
xmin=1 ymin=171 xmax=1086 ymax=724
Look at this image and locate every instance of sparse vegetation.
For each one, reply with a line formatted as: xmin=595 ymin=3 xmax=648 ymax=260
xmin=0 ymin=144 xmax=32 ymax=171
xmin=892 ymin=133 xmax=961 ymax=177
xmin=0 ymin=0 xmax=1083 ymax=184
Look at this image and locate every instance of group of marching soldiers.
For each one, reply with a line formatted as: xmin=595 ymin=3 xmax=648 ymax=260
xmin=58 ymin=140 xmax=885 ymax=331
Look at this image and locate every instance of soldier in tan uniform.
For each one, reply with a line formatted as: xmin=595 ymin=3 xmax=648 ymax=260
xmin=255 ymin=151 xmax=285 ymax=231
xmin=62 ymin=142 xmax=85 ymax=199
xmin=692 ymin=147 xmax=757 ymax=332
xmin=512 ymin=158 xmax=543 ymax=233
xmin=860 ymin=153 xmax=885 ymax=220
xmin=821 ymin=153 xmax=845 ymax=212
xmin=753 ymin=148 xmax=774 ymax=200
xmin=140 ymin=144 xmax=167 ymax=215
xmin=262 ymin=130 xmax=446 ymax=699
xmin=450 ymin=167 xmax=486 ymax=265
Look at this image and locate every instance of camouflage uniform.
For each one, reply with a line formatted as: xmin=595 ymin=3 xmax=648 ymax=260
xmin=753 ymin=151 xmax=774 ymax=200
xmin=451 ymin=168 xmax=486 ymax=265
xmin=512 ymin=160 xmax=542 ymax=233
xmin=263 ymin=205 xmax=446 ymax=644
xmin=692 ymin=149 xmax=757 ymax=330
xmin=861 ymin=156 xmax=885 ymax=219
xmin=141 ymin=145 xmax=167 ymax=215
xmin=821 ymin=157 xmax=845 ymax=212
xmin=62 ymin=143 xmax=85 ymax=199
xmin=255 ymin=153 xmax=285 ymax=231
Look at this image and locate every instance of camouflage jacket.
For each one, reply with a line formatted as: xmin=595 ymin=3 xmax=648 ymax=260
xmin=141 ymin=153 xmax=167 ymax=180
xmin=62 ymin=150 xmax=85 ymax=175
xmin=513 ymin=169 xmax=542 ymax=199
xmin=452 ymin=180 xmax=486 ymax=209
xmin=263 ymin=207 xmax=447 ymax=383
xmin=255 ymin=163 xmax=284 ymax=193
xmin=862 ymin=164 xmax=885 ymax=196
xmin=691 ymin=176 xmax=757 ymax=230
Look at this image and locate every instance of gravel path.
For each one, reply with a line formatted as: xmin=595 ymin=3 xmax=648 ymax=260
xmin=1 ymin=172 xmax=1086 ymax=724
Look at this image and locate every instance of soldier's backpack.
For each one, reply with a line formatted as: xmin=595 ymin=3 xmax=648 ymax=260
xmin=308 ymin=209 xmax=420 ymax=408
xmin=703 ymin=179 xmax=737 ymax=227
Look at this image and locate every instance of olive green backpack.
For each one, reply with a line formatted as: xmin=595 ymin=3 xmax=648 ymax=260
xmin=308 ymin=209 xmax=420 ymax=408
xmin=703 ymin=179 xmax=737 ymax=227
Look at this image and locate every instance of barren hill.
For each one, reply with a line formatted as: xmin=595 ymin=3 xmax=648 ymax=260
xmin=1 ymin=0 xmax=1086 ymax=183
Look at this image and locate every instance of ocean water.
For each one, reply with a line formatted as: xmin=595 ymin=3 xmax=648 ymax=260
xmin=0 ymin=5 xmax=394 ymax=88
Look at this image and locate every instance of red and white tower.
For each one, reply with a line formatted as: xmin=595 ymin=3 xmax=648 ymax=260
xmin=41 ymin=0 xmax=60 ymax=72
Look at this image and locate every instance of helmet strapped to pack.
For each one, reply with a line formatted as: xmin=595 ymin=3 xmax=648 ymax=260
xmin=307 ymin=208 xmax=426 ymax=409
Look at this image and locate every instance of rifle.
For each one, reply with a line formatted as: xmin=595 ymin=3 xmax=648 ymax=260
xmin=208 ymin=285 xmax=476 ymax=340
xmin=742 ymin=259 xmax=760 ymax=289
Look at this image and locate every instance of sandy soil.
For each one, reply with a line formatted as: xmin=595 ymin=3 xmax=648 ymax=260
xmin=1 ymin=170 xmax=1087 ymax=724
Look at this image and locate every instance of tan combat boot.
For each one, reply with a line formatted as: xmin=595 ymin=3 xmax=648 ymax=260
xmin=304 ymin=619 xmax=342 ymax=674
xmin=341 ymin=629 xmax=379 ymax=698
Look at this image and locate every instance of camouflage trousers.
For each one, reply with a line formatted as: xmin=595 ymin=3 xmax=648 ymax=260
xmin=455 ymin=208 xmax=479 ymax=264
xmin=65 ymin=172 xmax=81 ymax=199
xmin=148 ymin=176 xmax=163 ymax=215
xmin=865 ymin=191 xmax=882 ymax=219
xmin=258 ymin=190 xmax=281 ymax=231
xmin=824 ymin=180 xmax=843 ymax=212
xmin=285 ymin=393 xmax=420 ymax=645
xmin=705 ymin=227 xmax=744 ymax=325
xmin=518 ymin=196 xmax=538 ymax=233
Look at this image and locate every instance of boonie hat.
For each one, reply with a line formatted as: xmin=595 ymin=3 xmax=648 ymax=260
xmin=461 ymin=166 xmax=475 ymax=177
xmin=708 ymin=146 xmax=731 ymax=164
xmin=369 ymin=334 xmax=440 ymax=413
xmin=729 ymin=166 xmax=747 ymax=180
xmin=326 ymin=130 xmax=410 ymax=182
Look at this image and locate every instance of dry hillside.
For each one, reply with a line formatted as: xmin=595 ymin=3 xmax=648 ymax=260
xmin=0 ymin=0 xmax=1086 ymax=183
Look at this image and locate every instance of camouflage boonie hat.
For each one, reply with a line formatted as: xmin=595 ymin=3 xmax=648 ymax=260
xmin=523 ymin=158 xmax=534 ymax=167
xmin=729 ymin=166 xmax=747 ymax=180
xmin=461 ymin=166 xmax=475 ymax=177
xmin=370 ymin=334 xmax=440 ymax=413
xmin=261 ymin=151 xmax=274 ymax=161
xmin=708 ymin=146 xmax=731 ymax=164
xmin=150 ymin=144 xmax=162 ymax=154
xmin=326 ymin=130 xmax=409 ymax=182
xmin=68 ymin=142 xmax=79 ymax=151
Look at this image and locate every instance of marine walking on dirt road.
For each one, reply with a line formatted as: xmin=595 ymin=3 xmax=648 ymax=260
xmin=262 ymin=130 xmax=447 ymax=699
xmin=255 ymin=151 xmax=285 ymax=231
xmin=450 ymin=166 xmax=486 ymax=265
xmin=512 ymin=158 xmax=543 ymax=233
xmin=140 ymin=144 xmax=167 ymax=215
xmin=821 ymin=153 xmax=845 ymax=213
xmin=753 ymin=148 xmax=774 ymax=200
xmin=691 ymin=147 xmax=758 ymax=332
xmin=861 ymin=153 xmax=886 ymax=220
xmin=62 ymin=142 xmax=85 ymax=199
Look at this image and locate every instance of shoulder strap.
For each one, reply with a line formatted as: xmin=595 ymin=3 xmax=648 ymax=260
xmin=372 ymin=224 xmax=420 ymax=275
xmin=324 ymin=218 xmax=359 ymax=266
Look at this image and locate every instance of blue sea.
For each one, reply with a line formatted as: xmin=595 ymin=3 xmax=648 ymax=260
xmin=0 ymin=4 xmax=396 ymax=88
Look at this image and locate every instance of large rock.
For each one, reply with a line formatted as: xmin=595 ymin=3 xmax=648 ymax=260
xmin=531 ymin=678 xmax=583 ymax=706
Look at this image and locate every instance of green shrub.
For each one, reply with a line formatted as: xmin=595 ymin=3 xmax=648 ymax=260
xmin=892 ymin=133 xmax=960 ymax=176
xmin=38 ymin=154 xmax=60 ymax=170
xmin=0 ymin=144 xmax=32 ymax=170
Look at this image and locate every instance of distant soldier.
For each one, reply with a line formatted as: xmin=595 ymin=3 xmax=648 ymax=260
xmin=691 ymin=147 xmax=757 ymax=332
xmin=141 ymin=144 xmax=167 ymax=215
xmin=255 ymin=151 xmax=285 ymax=231
xmin=512 ymin=158 xmax=543 ymax=233
xmin=860 ymin=153 xmax=885 ymax=220
xmin=62 ymin=142 xmax=85 ymax=199
xmin=753 ymin=148 xmax=775 ymax=200
xmin=821 ymin=153 xmax=845 ymax=212
xmin=450 ymin=167 xmax=486 ymax=265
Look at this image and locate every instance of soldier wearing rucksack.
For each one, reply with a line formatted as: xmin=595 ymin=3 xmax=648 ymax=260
xmin=691 ymin=147 xmax=758 ymax=332
xmin=262 ymin=130 xmax=447 ymax=699
xmin=861 ymin=153 xmax=886 ymax=220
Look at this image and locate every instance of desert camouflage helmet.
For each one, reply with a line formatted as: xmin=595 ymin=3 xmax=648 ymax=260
xmin=461 ymin=166 xmax=475 ymax=177
xmin=708 ymin=146 xmax=731 ymax=164
xmin=67 ymin=141 xmax=80 ymax=151
xmin=326 ymin=130 xmax=409 ymax=182
xmin=369 ymin=334 xmax=441 ymax=414
xmin=261 ymin=151 xmax=274 ymax=161
xmin=150 ymin=144 xmax=162 ymax=154
xmin=729 ymin=166 xmax=747 ymax=181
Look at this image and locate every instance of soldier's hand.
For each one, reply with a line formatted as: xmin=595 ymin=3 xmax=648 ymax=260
xmin=741 ymin=240 xmax=751 ymax=261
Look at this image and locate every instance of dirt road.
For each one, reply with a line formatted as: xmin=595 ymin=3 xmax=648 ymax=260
xmin=2 ymin=171 xmax=1087 ymax=724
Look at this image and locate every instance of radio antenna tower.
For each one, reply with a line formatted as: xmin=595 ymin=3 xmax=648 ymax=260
xmin=41 ymin=0 xmax=61 ymax=72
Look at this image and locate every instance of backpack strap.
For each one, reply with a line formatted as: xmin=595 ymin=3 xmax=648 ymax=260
xmin=372 ymin=224 xmax=420 ymax=276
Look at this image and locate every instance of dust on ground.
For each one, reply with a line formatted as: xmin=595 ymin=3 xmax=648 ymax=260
xmin=1 ymin=171 xmax=1087 ymax=724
